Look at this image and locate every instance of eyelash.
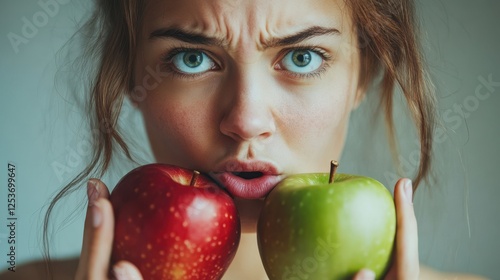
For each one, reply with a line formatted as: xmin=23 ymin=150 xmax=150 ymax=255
xmin=159 ymin=46 xmax=332 ymax=79
xmin=160 ymin=47 xmax=220 ymax=80
xmin=275 ymin=46 xmax=332 ymax=79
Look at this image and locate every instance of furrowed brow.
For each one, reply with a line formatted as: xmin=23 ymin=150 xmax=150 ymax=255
xmin=149 ymin=27 xmax=224 ymax=46
xmin=264 ymin=26 xmax=340 ymax=48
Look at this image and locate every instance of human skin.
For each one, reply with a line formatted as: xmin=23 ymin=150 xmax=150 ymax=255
xmin=134 ymin=0 xmax=363 ymax=232
xmin=77 ymin=0 xmax=420 ymax=279
xmin=0 ymin=0 xmax=485 ymax=279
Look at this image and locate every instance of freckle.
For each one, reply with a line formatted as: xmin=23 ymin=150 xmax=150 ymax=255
xmin=166 ymin=192 xmax=171 ymax=197
xmin=182 ymin=221 xmax=188 ymax=227
xmin=134 ymin=188 xmax=139 ymax=193
xmin=141 ymin=253 xmax=146 ymax=259
xmin=169 ymin=206 xmax=175 ymax=212
xmin=150 ymin=204 xmax=156 ymax=210
xmin=127 ymin=218 xmax=133 ymax=223
xmin=124 ymin=235 xmax=130 ymax=240
xmin=147 ymin=243 xmax=152 ymax=250
xmin=205 ymin=237 xmax=212 ymax=242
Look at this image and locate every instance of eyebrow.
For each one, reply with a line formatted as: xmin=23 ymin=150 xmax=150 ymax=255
xmin=149 ymin=27 xmax=224 ymax=46
xmin=264 ymin=26 xmax=341 ymax=48
xmin=149 ymin=26 xmax=340 ymax=48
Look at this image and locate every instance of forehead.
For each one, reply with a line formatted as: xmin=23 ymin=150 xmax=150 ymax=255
xmin=142 ymin=0 xmax=354 ymax=42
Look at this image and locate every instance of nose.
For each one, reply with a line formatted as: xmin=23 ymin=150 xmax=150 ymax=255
xmin=219 ymin=70 xmax=276 ymax=142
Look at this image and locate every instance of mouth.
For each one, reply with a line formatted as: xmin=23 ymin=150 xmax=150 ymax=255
xmin=210 ymin=161 xmax=283 ymax=199
xmin=232 ymin=171 xmax=264 ymax=180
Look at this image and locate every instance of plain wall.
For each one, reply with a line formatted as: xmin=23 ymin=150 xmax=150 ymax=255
xmin=0 ymin=0 xmax=499 ymax=278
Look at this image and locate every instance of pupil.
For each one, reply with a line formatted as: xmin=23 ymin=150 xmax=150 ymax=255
xmin=184 ymin=52 xmax=203 ymax=68
xmin=293 ymin=51 xmax=311 ymax=67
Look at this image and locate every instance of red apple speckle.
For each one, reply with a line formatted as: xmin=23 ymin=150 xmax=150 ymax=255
xmin=110 ymin=164 xmax=241 ymax=280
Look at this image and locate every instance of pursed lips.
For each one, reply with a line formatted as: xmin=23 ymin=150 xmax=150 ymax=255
xmin=209 ymin=160 xmax=283 ymax=199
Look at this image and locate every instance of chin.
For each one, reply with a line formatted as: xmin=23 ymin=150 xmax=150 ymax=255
xmin=234 ymin=197 xmax=265 ymax=233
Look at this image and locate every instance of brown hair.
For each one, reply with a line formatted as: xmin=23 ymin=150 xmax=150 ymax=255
xmin=43 ymin=0 xmax=435 ymax=267
xmin=347 ymin=0 xmax=436 ymax=188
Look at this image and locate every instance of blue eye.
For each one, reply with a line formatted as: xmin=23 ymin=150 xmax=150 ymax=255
xmin=281 ymin=50 xmax=323 ymax=74
xmin=171 ymin=50 xmax=215 ymax=74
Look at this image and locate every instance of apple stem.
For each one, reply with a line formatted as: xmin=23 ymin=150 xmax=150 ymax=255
xmin=190 ymin=170 xmax=200 ymax=186
xmin=329 ymin=160 xmax=339 ymax=184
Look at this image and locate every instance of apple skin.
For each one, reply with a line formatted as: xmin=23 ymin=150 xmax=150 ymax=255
xmin=110 ymin=164 xmax=241 ymax=280
xmin=257 ymin=173 xmax=396 ymax=280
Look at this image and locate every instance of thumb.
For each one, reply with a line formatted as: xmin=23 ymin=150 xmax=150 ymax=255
xmin=112 ymin=261 xmax=144 ymax=280
xmin=353 ymin=269 xmax=376 ymax=280
xmin=76 ymin=179 xmax=114 ymax=280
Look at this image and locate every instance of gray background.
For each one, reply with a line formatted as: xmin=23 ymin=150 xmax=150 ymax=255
xmin=0 ymin=0 xmax=499 ymax=278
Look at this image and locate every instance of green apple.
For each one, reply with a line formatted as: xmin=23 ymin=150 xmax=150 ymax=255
xmin=257 ymin=161 xmax=396 ymax=280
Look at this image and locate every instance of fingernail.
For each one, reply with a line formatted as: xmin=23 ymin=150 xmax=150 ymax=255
xmin=87 ymin=179 xmax=100 ymax=207
xmin=113 ymin=265 xmax=126 ymax=280
xmin=113 ymin=265 xmax=137 ymax=280
xmin=91 ymin=200 xmax=102 ymax=228
xmin=404 ymin=179 xmax=413 ymax=204
xmin=359 ymin=269 xmax=376 ymax=280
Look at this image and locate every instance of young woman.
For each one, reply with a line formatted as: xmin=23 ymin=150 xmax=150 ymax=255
xmin=2 ymin=0 xmax=487 ymax=279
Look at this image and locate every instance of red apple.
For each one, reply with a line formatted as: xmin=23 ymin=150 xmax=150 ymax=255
xmin=110 ymin=164 xmax=241 ymax=280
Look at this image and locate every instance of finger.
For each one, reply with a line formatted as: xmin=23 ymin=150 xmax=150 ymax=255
xmin=76 ymin=179 xmax=113 ymax=280
xmin=113 ymin=261 xmax=144 ymax=280
xmin=393 ymin=178 xmax=419 ymax=279
xmin=89 ymin=178 xmax=111 ymax=200
xmin=353 ymin=269 xmax=376 ymax=280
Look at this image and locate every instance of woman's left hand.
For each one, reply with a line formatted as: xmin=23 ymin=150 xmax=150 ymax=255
xmin=353 ymin=178 xmax=420 ymax=280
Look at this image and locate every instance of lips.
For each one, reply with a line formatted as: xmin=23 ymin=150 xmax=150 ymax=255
xmin=210 ymin=161 xmax=283 ymax=199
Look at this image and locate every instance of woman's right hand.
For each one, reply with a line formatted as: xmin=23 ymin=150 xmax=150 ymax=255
xmin=75 ymin=179 xmax=143 ymax=280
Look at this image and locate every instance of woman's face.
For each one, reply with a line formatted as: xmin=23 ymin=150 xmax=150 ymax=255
xmin=134 ymin=0 xmax=362 ymax=231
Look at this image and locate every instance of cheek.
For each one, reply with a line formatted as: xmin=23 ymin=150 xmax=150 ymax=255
xmin=279 ymin=78 xmax=356 ymax=170
xmin=137 ymin=81 xmax=222 ymax=166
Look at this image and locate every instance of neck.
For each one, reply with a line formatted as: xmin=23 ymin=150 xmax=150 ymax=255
xmin=222 ymin=233 xmax=268 ymax=280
